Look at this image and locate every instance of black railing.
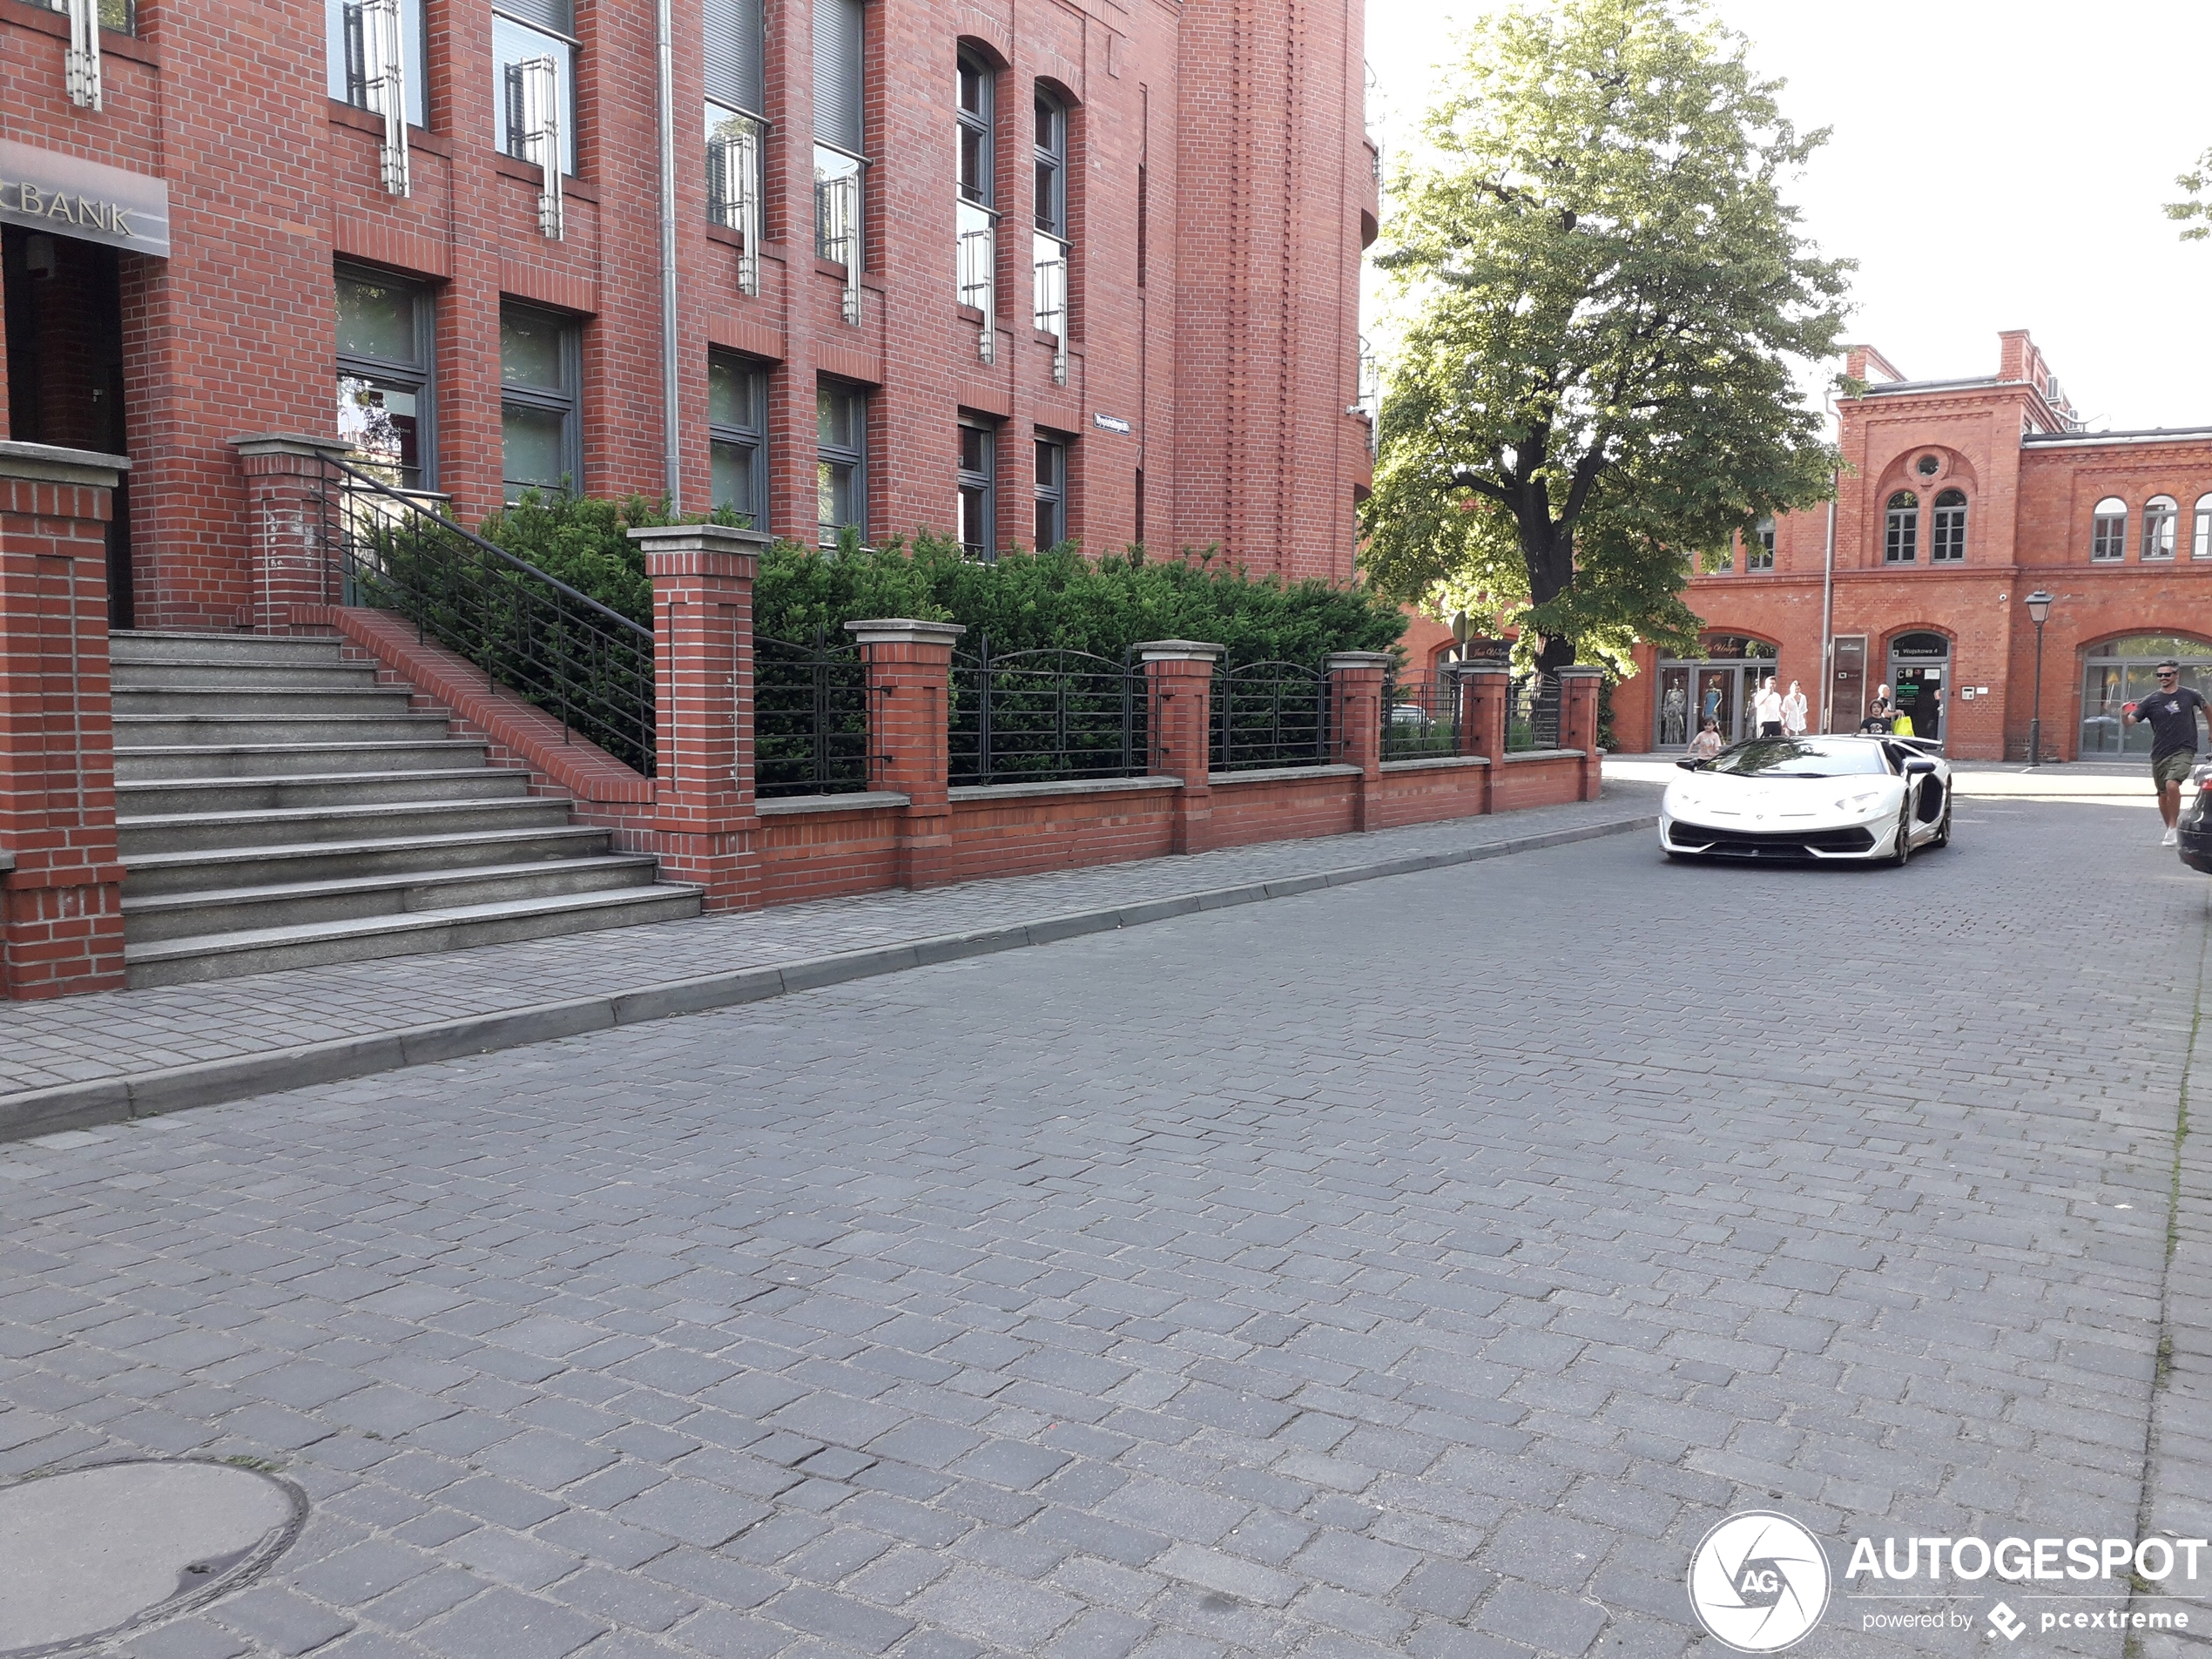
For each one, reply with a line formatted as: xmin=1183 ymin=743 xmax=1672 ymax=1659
xmin=321 ymin=459 xmax=658 ymax=774
xmin=1507 ymin=673 xmax=1563 ymax=752
xmin=754 ymin=628 xmax=869 ymax=799
xmin=1382 ymin=671 xmax=1460 ymax=760
xmin=949 ymin=637 xmax=1149 ymax=786
xmin=1211 ymin=661 xmax=1332 ymax=772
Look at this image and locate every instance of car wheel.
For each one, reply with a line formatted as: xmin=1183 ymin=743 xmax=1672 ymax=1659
xmin=1889 ymin=801 xmax=1912 ymax=867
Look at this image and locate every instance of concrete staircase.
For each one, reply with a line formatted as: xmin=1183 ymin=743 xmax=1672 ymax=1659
xmin=111 ymin=631 xmax=700 ymax=988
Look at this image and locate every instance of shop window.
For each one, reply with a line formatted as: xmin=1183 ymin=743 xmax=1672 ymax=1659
xmin=500 ymin=302 xmax=581 ymax=501
xmin=957 ymin=420 xmax=995 ymax=562
xmin=1931 ymin=489 xmax=1966 ymax=563
xmin=2091 ymin=497 xmax=2128 ymax=562
xmin=495 ymin=1 xmax=577 ymax=176
xmin=327 ymin=0 xmax=427 ymax=126
xmin=1883 ymin=491 xmax=1918 ymax=563
xmin=1746 ymin=517 xmax=1774 ymax=570
xmin=1034 ymin=434 xmax=1067 ymax=550
xmin=817 ymin=379 xmax=867 ymax=547
xmin=335 ymin=266 xmax=434 ymax=490
xmin=2142 ymin=495 xmax=2178 ymax=560
xmin=708 ymin=353 xmax=766 ymax=528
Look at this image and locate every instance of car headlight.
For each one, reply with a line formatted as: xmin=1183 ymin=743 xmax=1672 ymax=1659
xmin=1835 ymin=790 xmax=1886 ymax=813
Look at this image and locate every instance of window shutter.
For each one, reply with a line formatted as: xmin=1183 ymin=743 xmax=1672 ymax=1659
xmin=813 ymin=0 xmax=863 ymax=153
xmin=495 ymin=0 xmax=572 ymax=37
xmin=704 ymin=0 xmax=763 ymax=113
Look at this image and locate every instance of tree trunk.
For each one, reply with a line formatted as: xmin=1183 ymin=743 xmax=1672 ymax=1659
xmin=1518 ymin=517 xmax=1578 ymax=676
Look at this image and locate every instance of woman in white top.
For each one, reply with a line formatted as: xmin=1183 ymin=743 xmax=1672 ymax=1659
xmin=1780 ymin=680 xmax=1809 ymax=737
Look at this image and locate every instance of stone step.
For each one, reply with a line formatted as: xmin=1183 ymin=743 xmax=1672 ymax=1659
xmin=114 ymin=740 xmax=494 ymax=782
xmin=110 ymin=631 xmax=346 ymax=664
xmin=122 ymin=824 xmax=617 ymax=895
xmin=114 ymin=712 xmax=455 ymax=746
xmin=122 ymin=855 xmax=667 ymax=941
xmin=116 ymin=768 xmax=532 ymax=818
xmin=111 ymin=658 xmax=383 ymax=691
xmin=124 ymin=884 xmax=705 ymax=988
xmin=113 ymin=686 xmax=417 ymax=719
xmin=117 ymin=796 xmax=572 ymax=856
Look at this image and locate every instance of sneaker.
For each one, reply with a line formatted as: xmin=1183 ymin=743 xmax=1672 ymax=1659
xmin=2163 ymin=826 xmax=2181 ymax=847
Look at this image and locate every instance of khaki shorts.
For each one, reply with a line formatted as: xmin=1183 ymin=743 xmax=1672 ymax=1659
xmin=2154 ymin=750 xmax=2197 ymax=788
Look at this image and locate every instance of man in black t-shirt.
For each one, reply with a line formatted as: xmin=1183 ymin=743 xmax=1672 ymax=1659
xmin=2124 ymin=660 xmax=2209 ymax=847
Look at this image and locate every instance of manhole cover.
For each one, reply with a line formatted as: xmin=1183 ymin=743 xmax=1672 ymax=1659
xmin=0 ymin=1460 xmax=306 ymax=1658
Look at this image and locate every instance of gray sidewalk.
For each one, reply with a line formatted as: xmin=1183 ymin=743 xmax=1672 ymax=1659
xmin=1 ymin=791 xmax=1659 ymax=1136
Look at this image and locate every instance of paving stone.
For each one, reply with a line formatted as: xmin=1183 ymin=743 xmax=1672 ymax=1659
xmin=419 ymin=1587 xmax=609 ymax=1659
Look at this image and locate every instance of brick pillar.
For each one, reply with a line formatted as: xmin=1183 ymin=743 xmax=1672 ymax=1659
xmin=631 ymin=523 xmax=769 ymax=911
xmin=1327 ymin=651 xmax=1392 ymax=833
xmin=0 ymin=442 xmax=130 ymax=998
xmin=1136 ymin=640 xmax=1223 ymax=854
xmin=847 ymin=620 xmax=966 ymax=889
xmin=231 ymin=434 xmax=351 ymax=633
xmin=1456 ymin=664 xmax=1511 ymax=763
xmin=1559 ymin=665 xmax=1605 ymax=800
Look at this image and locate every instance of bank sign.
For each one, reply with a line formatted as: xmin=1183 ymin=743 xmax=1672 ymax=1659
xmin=0 ymin=138 xmax=169 ymax=259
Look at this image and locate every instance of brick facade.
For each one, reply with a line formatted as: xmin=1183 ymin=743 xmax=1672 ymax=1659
xmin=1 ymin=0 xmax=1375 ymax=627
xmin=1613 ymin=331 xmax=2212 ymax=761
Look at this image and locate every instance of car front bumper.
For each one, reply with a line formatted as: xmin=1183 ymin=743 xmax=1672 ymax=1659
xmin=1661 ymin=813 xmax=1885 ymax=860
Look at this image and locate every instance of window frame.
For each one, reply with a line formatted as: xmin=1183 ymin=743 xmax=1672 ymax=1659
xmin=334 ymin=264 xmax=436 ymax=491
xmin=707 ymin=351 xmax=768 ymax=529
xmin=957 ymin=417 xmax=996 ymax=563
xmin=2195 ymin=495 xmax=2212 ymax=560
xmin=498 ymin=301 xmax=583 ymax=502
xmin=2091 ymin=497 xmax=2128 ymax=563
xmin=1745 ymin=517 xmax=1775 ymax=571
xmin=816 ymin=378 xmax=868 ymax=549
xmin=1883 ymin=491 xmax=1919 ymax=564
xmin=494 ymin=8 xmax=579 ymax=177
xmin=1033 ymin=431 xmax=1068 ymax=550
xmin=958 ymin=48 xmax=995 ymax=209
xmin=327 ymin=0 xmax=428 ymax=127
xmin=1930 ymin=489 xmax=1967 ymax=563
xmin=1033 ymin=87 xmax=1067 ymax=238
xmin=2142 ymin=495 xmax=2179 ymax=561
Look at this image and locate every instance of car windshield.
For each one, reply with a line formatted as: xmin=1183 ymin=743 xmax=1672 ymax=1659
xmin=1702 ymin=738 xmax=1889 ymax=779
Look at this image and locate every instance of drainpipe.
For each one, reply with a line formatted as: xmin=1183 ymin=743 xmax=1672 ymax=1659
xmin=1817 ymin=388 xmax=1838 ymax=733
xmin=655 ymin=0 xmax=681 ymax=510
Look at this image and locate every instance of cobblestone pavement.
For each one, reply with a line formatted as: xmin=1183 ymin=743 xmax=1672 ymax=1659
xmin=0 ymin=798 xmax=2205 ymax=1659
xmin=0 ymin=792 xmax=1654 ymax=1102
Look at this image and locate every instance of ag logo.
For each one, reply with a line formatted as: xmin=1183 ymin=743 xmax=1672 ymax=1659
xmin=1687 ymin=1511 xmax=1831 ymax=1653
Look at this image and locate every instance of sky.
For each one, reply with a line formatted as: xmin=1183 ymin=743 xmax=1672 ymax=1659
xmin=1363 ymin=0 xmax=2212 ymax=432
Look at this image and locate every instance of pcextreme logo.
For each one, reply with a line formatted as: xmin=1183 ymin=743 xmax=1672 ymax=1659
xmin=1688 ymin=1512 xmax=1833 ymax=1653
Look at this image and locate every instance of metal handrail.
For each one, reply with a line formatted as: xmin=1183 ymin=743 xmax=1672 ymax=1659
xmin=320 ymin=455 xmax=658 ymax=774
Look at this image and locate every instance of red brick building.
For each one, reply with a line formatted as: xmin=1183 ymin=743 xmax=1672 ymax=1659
xmin=1 ymin=0 xmax=1379 ymax=630
xmin=1612 ymin=331 xmax=2212 ymax=762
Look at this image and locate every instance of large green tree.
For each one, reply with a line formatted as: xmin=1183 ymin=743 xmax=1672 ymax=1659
xmin=1361 ymin=0 xmax=1851 ymax=674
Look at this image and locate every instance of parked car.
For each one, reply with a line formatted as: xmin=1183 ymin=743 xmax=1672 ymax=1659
xmin=2180 ymin=759 xmax=2212 ymax=874
xmin=1661 ymin=736 xmax=1952 ymax=865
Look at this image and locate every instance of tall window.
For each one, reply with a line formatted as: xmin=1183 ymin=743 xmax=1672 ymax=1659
xmin=817 ymin=380 xmax=867 ymax=547
xmin=1931 ymin=489 xmax=1967 ymax=563
xmin=1033 ymin=87 xmax=1069 ymax=380
xmin=955 ymin=48 xmax=996 ymax=359
xmin=500 ymin=302 xmax=580 ymax=501
xmin=957 ymin=421 xmax=995 ymax=562
xmin=2092 ymin=497 xmax=2128 ymax=562
xmin=1884 ymin=491 xmax=1918 ymax=563
xmin=494 ymin=1 xmax=577 ymax=175
xmin=335 ymin=266 xmax=434 ymax=489
xmin=708 ymin=354 xmax=766 ymax=528
xmin=1746 ymin=517 xmax=1775 ymax=571
xmin=814 ymin=0 xmax=865 ymax=323
xmin=327 ymin=0 xmax=426 ymax=126
xmin=2195 ymin=495 xmax=2212 ymax=559
xmin=1034 ymin=435 xmax=1067 ymax=550
xmin=705 ymin=0 xmax=766 ymax=295
xmin=2143 ymin=495 xmax=2179 ymax=560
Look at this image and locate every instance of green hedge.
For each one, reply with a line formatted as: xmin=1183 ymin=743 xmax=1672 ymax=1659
xmin=476 ymin=496 xmax=1406 ymax=665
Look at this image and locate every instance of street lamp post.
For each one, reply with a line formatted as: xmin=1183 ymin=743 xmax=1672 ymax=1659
xmin=2024 ymin=589 xmax=2054 ymax=769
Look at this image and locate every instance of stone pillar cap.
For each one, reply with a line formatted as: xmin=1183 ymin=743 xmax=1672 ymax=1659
xmin=1556 ymin=664 xmax=1607 ymax=679
xmin=844 ymin=619 xmax=968 ymax=646
xmin=1133 ymin=640 xmax=1225 ymax=662
xmin=0 ymin=441 xmax=129 ymax=487
xmin=229 ymin=433 xmax=352 ymax=458
xmin=627 ymin=522 xmax=773 ymax=550
xmin=1324 ymin=651 xmax=1395 ymax=671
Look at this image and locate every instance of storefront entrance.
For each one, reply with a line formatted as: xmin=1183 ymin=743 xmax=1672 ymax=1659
xmin=2080 ymin=635 xmax=2212 ymax=757
xmin=1654 ymin=635 xmax=1779 ymax=748
xmin=1887 ymin=631 xmax=1951 ymax=744
xmin=3 ymin=224 xmax=133 ymax=626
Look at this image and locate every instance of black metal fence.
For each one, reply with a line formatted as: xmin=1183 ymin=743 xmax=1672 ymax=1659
xmin=1506 ymin=673 xmax=1563 ymax=752
xmin=1211 ymin=661 xmax=1332 ymax=772
xmin=322 ymin=459 xmax=658 ymax=774
xmin=754 ymin=629 xmax=870 ymax=798
xmin=1382 ymin=671 xmax=1460 ymax=760
xmin=949 ymin=636 xmax=1149 ymax=786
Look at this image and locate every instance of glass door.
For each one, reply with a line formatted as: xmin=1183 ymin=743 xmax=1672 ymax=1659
xmin=1696 ymin=669 xmax=1737 ymax=743
xmin=1656 ymin=665 xmax=1692 ymax=746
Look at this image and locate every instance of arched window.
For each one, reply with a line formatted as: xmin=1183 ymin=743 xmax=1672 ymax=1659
xmin=2195 ymin=494 xmax=2212 ymax=560
xmin=954 ymin=47 xmax=997 ymax=350
xmin=2092 ymin=497 xmax=2128 ymax=561
xmin=1884 ymin=491 xmax=1919 ymax=563
xmin=1929 ymin=489 xmax=1966 ymax=563
xmin=2143 ymin=495 xmax=2179 ymax=560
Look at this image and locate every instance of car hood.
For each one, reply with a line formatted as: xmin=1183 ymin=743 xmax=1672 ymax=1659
xmin=1665 ymin=772 xmax=1900 ymax=815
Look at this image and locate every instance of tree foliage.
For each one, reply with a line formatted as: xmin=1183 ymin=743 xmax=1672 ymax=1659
xmin=1360 ymin=0 xmax=1851 ymax=671
xmin=2168 ymin=147 xmax=2212 ymax=241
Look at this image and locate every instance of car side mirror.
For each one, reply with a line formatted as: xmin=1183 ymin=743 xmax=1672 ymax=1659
xmin=1904 ymin=759 xmax=1937 ymax=776
xmin=1676 ymin=758 xmax=1703 ymax=771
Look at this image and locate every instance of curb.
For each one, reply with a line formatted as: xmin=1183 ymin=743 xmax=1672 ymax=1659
xmin=2 ymin=813 xmax=1657 ymax=1141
